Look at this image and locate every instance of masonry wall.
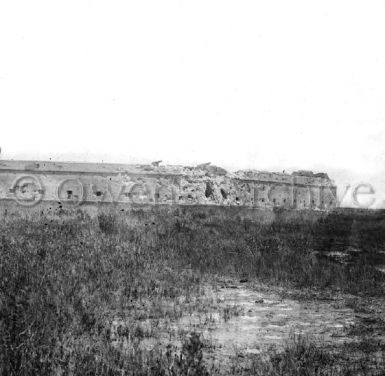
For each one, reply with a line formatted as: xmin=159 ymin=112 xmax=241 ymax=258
xmin=0 ymin=160 xmax=337 ymax=212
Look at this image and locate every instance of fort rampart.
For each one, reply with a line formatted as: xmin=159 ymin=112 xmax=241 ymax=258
xmin=0 ymin=160 xmax=337 ymax=212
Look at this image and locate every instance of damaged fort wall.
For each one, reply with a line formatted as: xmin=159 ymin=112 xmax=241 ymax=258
xmin=0 ymin=160 xmax=337 ymax=213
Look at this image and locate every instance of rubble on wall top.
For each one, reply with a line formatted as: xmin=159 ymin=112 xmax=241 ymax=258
xmin=291 ymin=170 xmax=329 ymax=179
xmin=314 ymin=172 xmax=329 ymax=179
xmin=292 ymin=170 xmax=314 ymax=177
xmin=234 ymin=169 xmax=288 ymax=179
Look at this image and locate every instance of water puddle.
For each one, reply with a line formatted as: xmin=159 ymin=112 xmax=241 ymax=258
xmin=159 ymin=284 xmax=357 ymax=360
xmin=116 ymin=283 xmax=358 ymax=362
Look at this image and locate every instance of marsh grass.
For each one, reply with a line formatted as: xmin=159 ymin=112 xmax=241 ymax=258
xmin=1 ymin=207 xmax=385 ymax=374
xmin=231 ymin=334 xmax=385 ymax=376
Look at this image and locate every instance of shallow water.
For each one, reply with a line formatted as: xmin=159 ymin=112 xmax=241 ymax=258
xmin=147 ymin=283 xmax=358 ymax=363
xmin=202 ymin=285 xmax=355 ymax=357
xmin=121 ymin=283 xmax=358 ymax=361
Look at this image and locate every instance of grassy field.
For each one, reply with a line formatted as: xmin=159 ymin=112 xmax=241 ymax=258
xmin=1 ymin=206 xmax=385 ymax=375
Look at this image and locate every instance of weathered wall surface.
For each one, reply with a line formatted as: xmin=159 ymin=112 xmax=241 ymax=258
xmin=0 ymin=160 xmax=337 ymax=213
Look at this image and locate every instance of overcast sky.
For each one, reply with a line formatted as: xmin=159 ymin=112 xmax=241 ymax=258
xmin=1 ymin=1 xmax=385 ymax=206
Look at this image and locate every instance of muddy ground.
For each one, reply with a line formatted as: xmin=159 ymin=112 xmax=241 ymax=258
xmin=112 ymin=278 xmax=385 ymax=371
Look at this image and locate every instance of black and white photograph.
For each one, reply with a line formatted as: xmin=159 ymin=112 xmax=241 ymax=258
xmin=1 ymin=1 xmax=385 ymax=375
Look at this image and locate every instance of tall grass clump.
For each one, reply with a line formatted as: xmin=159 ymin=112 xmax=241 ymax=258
xmin=0 ymin=213 xmax=205 ymax=375
xmin=154 ymin=208 xmax=385 ymax=294
xmin=232 ymin=334 xmax=385 ymax=376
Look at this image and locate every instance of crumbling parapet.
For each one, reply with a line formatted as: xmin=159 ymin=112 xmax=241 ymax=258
xmin=0 ymin=160 xmax=337 ymax=210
